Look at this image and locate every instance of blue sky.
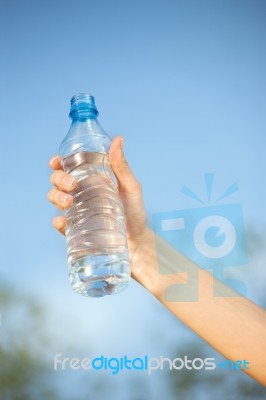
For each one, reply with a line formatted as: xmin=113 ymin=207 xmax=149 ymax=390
xmin=1 ymin=0 xmax=266 ymax=397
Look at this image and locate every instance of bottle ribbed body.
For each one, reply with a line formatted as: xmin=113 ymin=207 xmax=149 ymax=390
xmin=59 ymin=94 xmax=130 ymax=297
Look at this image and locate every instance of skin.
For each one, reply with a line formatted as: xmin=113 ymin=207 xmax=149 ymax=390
xmin=48 ymin=136 xmax=266 ymax=386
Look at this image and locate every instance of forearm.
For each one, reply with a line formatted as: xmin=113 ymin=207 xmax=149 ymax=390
xmin=133 ymin=229 xmax=266 ymax=386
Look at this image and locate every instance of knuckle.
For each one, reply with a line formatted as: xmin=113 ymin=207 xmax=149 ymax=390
xmin=47 ymin=188 xmax=56 ymax=202
xmin=48 ymin=188 xmax=61 ymax=204
xmin=47 ymin=188 xmax=65 ymax=211
xmin=50 ymin=170 xmax=64 ymax=186
xmin=50 ymin=171 xmax=57 ymax=184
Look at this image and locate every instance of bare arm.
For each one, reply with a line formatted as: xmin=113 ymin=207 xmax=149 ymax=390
xmin=133 ymin=229 xmax=266 ymax=386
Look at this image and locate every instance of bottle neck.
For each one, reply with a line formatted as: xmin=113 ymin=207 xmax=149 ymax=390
xmin=70 ymin=117 xmax=101 ymax=132
xmin=69 ymin=93 xmax=99 ymax=122
xmin=70 ymin=111 xmax=98 ymax=122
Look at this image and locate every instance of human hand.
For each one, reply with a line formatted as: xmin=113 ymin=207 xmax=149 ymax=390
xmin=47 ymin=136 xmax=151 ymax=280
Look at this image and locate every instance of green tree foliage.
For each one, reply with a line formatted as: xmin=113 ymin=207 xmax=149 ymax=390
xmin=0 ymin=283 xmax=59 ymax=400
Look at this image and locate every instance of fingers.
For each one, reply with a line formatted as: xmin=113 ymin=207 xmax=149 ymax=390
xmin=49 ymin=156 xmax=72 ymax=237
xmin=47 ymin=188 xmax=73 ymax=210
xmin=53 ymin=216 xmax=66 ymax=236
xmin=109 ymin=136 xmax=142 ymax=194
xmin=50 ymin=170 xmax=77 ymax=192
xmin=48 ymin=155 xmax=77 ymax=212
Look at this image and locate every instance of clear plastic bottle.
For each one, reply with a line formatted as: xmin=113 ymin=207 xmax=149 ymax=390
xmin=59 ymin=93 xmax=130 ymax=297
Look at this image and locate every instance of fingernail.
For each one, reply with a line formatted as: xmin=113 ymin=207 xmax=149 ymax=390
xmin=120 ymin=136 xmax=124 ymax=148
xmin=56 ymin=217 xmax=62 ymax=225
xmin=63 ymin=176 xmax=76 ymax=190
xmin=61 ymin=194 xmax=72 ymax=205
xmin=65 ymin=195 xmax=72 ymax=205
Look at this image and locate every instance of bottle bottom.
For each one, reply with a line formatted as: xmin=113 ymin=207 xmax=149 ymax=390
xmin=68 ymin=253 xmax=130 ymax=298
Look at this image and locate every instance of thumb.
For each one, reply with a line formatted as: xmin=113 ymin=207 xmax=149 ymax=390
xmin=109 ymin=136 xmax=140 ymax=193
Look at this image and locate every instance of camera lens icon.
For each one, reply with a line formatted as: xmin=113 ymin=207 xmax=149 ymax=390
xmin=193 ymin=215 xmax=236 ymax=259
xmin=153 ymin=202 xmax=247 ymax=270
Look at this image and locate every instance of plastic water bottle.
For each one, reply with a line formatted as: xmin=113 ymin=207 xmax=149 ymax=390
xmin=59 ymin=93 xmax=130 ymax=297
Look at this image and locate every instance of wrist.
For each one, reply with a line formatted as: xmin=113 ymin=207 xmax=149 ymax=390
xmin=130 ymin=228 xmax=160 ymax=293
xmin=131 ymin=229 xmax=193 ymax=300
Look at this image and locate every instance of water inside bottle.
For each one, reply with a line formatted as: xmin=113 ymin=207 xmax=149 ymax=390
xmin=62 ymin=151 xmax=130 ymax=297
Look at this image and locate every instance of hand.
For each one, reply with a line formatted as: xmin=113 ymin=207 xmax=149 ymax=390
xmin=47 ymin=136 xmax=151 ymax=280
